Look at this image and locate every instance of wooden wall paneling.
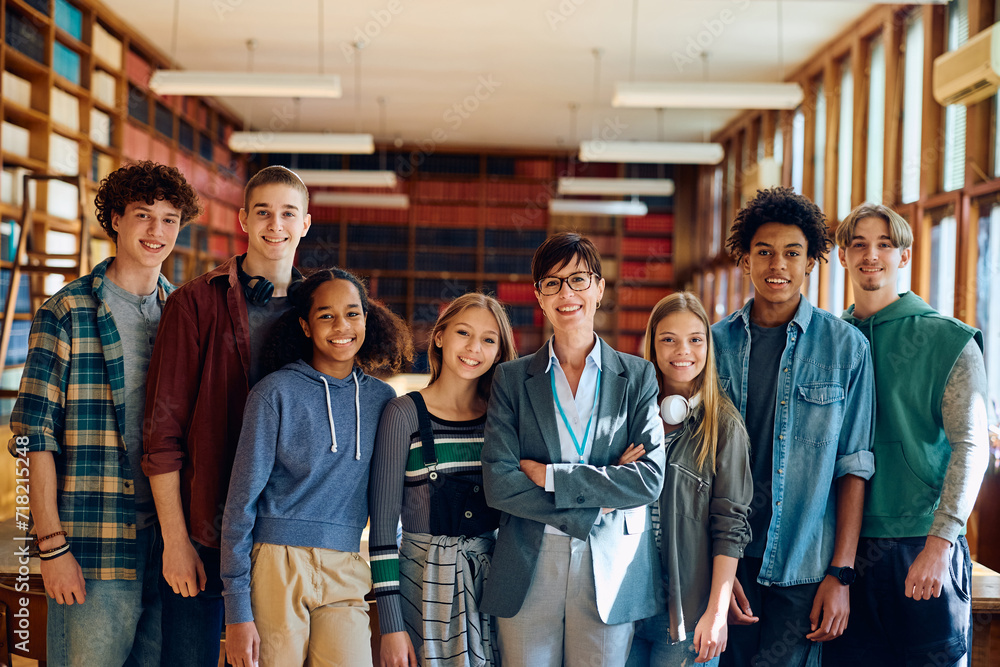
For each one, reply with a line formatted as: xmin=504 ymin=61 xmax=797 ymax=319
xmin=913 ymin=205 xmax=933 ymax=299
xmin=762 ymin=110 xmax=776 ymax=159
xmin=852 ymin=34 xmax=868 ymax=211
xmin=820 ymin=59 xmax=839 ymax=310
xmin=920 ymin=4 xmax=946 ymax=202
xmin=958 ymin=195 xmax=979 ymax=325
xmin=966 ymin=0 xmax=996 ymax=189
xmin=802 ymin=80 xmax=818 ymax=201
xmin=781 ymin=109 xmax=794 ymax=187
xmin=883 ymin=10 xmax=904 ymax=207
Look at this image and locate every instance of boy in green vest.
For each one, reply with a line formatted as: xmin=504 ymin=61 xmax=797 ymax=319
xmin=826 ymin=203 xmax=989 ymax=666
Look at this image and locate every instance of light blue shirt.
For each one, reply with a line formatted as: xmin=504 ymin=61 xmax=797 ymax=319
xmin=543 ymin=335 xmax=602 ymax=535
xmin=712 ymin=296 xmax=876 ymax=587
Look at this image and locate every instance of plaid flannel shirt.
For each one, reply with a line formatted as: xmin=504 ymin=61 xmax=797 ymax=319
xmin=8 ymin=257 xmax=173 ymax=580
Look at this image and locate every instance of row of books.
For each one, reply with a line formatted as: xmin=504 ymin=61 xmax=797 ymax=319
xmin=618 ymin=285 xmax=672 ymax=307
xmin=625 ymin=214 xmax=674 ymax=233
xmin=621 ymin=237 xmax=672 ymax=258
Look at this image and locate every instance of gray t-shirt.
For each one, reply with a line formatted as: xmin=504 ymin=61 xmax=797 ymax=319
xmin=247 ymin=296 xmax=290 ymax=387
xmin=102 ymin=278 xmax=161 ymax=530
xmin=745 ymin=321 xmax=787 ymax=557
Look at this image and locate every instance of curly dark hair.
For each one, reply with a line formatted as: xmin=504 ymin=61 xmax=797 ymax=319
xmin=94 ymin=161 xmax=202 ymax=242
xmin=726 ymin=187 xmax=831 ymax=264
xmin=263 ymin=268 xmax=414 ymax=376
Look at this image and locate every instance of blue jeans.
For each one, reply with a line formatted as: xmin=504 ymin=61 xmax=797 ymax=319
xmin=47 ymin=525 xmax=162 ymax=666
xmin=627 ymin=612 xmax=721 ymax=667
xmin=824 ymin=536 xmax=972 ymax=667
xmin=160 ymin=541 xmax=225 ymax=667
xmin=720 ymin=557 xmax=821 ymax=667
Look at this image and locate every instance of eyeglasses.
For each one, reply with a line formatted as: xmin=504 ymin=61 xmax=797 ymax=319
xmin=536 ymin=271 xmax=597 ymax=296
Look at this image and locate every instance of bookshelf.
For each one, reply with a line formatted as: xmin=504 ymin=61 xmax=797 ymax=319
xmin=294 ymin=153 xmax=677 ymax=365
xmin=1 ymin=0 xmax=249 ymax=302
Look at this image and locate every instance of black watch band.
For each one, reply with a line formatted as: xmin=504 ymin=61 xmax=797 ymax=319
xmin=826 ymin=565 xmax=856 ymax=586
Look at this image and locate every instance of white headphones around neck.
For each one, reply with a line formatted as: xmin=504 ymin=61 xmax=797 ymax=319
xmin=660 ymin=393 xmax=702 ymax=425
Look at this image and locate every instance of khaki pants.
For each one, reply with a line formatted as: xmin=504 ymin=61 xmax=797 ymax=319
xmin=250 ymin=542 xmax=372 ymax=667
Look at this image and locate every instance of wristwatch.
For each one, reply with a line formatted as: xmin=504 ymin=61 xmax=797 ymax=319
xmin=826 ymin=565 xmax=856 ymax=586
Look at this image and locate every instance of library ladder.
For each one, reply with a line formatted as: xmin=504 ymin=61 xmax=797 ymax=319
xmin=0 ymin=172 xmax=89 ymax=399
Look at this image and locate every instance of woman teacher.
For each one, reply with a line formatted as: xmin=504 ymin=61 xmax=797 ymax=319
xmin=480 ymin=232 xmax=666 ymax=667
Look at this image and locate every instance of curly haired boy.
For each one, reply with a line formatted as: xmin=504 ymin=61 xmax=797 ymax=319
xmin=9 ymin=161 xmax=200 ymax=664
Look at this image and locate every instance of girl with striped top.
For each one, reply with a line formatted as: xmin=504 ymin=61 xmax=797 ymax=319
xmin=370 ymin=293 xmax=517 ymax=667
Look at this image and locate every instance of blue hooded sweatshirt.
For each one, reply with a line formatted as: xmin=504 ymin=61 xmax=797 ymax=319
xmin=221 ymin=359 xmax=396 ymax=624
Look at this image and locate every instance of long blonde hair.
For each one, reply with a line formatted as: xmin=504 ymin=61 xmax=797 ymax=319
xmin=427 ymin=293 xmax=518 ymax=401
xmin=643 ymin=292 xmax=740 ymax=474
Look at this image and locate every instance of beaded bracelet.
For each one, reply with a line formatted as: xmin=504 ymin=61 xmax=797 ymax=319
xmin=38 ymin=543 xmax=71 ymax=561
xmin=36 ymin=530 xmax=67 ymax=545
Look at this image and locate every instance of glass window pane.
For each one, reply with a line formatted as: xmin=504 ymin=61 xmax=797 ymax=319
xmin=807 ymin=268 xmax=820 ymax=306
xmin=943 ymin=0 xmax=969 ymax=192
xmin=898 ymin=261 xmax=913 ymax=293
xmin=792 ymin=107 xmax=805 ymax=194
xmin=711 ymin=166 xmax=723 ymax=256
xmin=716 ymin=270 xmax=729 ymax=321
xmin=827 ymin=257 xmax=846 ymax=314
xmin=867 ymin=36 xmax=886 ymax=203
xmin=838 ymin=63 xmax=854 ymax=221
xmin=901 ymin=12 xmax=924 ymax=204
xmin=815 ymin=82 xmax=826 ymax=211
xmin=977 ymin=204 xmax=1000 ymax=430
xmin=774 ymin=125 xmax=784 ymax=173
xmin=929 ymin=216 xmax=957 ymax=315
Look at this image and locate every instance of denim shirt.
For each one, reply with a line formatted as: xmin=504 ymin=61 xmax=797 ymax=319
xmin=711 ymin=296 xmax=875 ymax=587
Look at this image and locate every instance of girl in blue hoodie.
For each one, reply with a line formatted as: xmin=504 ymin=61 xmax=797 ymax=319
xmin=221 ymin=268 xmax=413 ymax=667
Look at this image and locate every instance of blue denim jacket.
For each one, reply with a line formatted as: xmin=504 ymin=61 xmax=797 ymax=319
xmin=711 ymin=296 xmax=875 ymax=586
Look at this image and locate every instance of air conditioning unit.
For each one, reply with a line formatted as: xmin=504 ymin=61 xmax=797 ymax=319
xmin=933 ymin=22 xmax=1000 ymax=106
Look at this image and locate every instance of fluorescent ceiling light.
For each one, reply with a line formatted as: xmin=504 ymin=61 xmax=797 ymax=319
xmin=228 ymin=132 xmax=374 ymax=154
xmin=558 ymin=177 xmax=674 ymax=196
xmin=149 ymin=71 xmax=342 ymax=98
xmin=614 ymin=82 xmax=804 ymax=110
xmin=311 ymin=192 xmax=410 ymax=209
xmin=549 ymin=199 xmax=648 ymax=216
xmin=298 ymin=170 xmax=397 ymax=188
xmin=579 ymin=141 xmax=724 ymax=165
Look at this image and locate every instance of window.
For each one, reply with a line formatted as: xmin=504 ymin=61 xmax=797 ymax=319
xmin=711 ymin=166 xmax=723 ymax=257
xmin=977 ymin=202 xmax=1000 ymax=430
xmin=898 ymin=259 xmax=913 ymax=293
xmin=774 ymin=124 xmax=784 ymax=174
xmin=838 ymin=60 xmax=854 ymax=221
xmin=807 ymin=267 xmax=820 ymax=306
xmin=827 ymin=260 xmax=846 ymax=314
xmin=814 ymin=81 xmax=826 ymax=211
xmin=792 ymin=107 xmax=805 ymax=194
xmin=943 ymin=0 xmax=969 ymax=192
xmin=867 ymin=35 xmax=886 ymax=203
xmin=716 ymin=269 xmax=729 ymax=321
xmin=929 ymin=215 xmax=958 ymax=315
xmin=901 ymin=11 xmax=924 ymax=204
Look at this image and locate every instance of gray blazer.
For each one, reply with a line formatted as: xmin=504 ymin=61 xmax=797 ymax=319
xmin=480 ymin=338 xmax=666 ymax=624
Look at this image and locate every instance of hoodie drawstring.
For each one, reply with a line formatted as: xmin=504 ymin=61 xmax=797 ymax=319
xmin=322 ymin=377 xmax=337 ymax=453
xmin=321 ymin=372 xmax=362 ymax=459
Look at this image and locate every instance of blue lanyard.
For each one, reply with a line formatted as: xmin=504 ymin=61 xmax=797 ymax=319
xmin=551 ymin=365 xmax=602 ymax=463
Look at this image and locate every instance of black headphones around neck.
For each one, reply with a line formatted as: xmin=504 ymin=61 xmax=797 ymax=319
xmin=236 ymin=254 xmax=302 ymax=307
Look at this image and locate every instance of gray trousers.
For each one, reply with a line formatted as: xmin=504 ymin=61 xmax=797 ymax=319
xmin=496 ymin=533 xmax=634 ymax=667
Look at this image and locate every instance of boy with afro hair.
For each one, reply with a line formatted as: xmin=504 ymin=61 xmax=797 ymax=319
xmin=9 ymin=161 xmax=200 ymax=664
xmin=712 ymin=187 xmax=876 ymax=667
